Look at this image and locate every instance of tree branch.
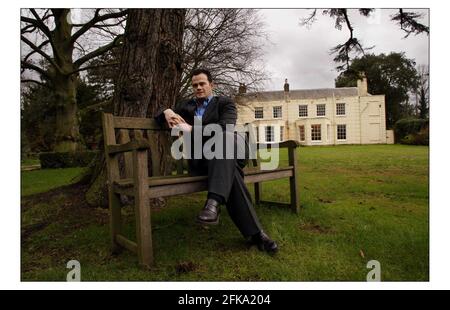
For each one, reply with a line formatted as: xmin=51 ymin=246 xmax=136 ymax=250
xmin=21 ymin=23 xmax=38 ymax=34
xmin=21 ymin=14 xmax=51 ymax=40
xmin=21 ymin=35 xmax=63 ymax=73
xmin=23 ymin=40 xmax=50 ymax=63
xmin=299 ymin=9 xmax=317 ymax=28
xmin=69 ymin=62 xmax=120 ymax=75
xmin=21 ymin=79 xmax=50 ymax=88
xmin=21 ymin=10 xmax=58 ymax=59
xmin=391 ymin=9 xmax=429 ymax=38
xmin=21 ymin=61 xmax=51 ymax=80
xmin=70 ymin=9 xmax=128 ymax=45
xmin=325 ymin=9 xmax=369 ymax=71
xmin=73 ymin=35 xmax=123 ymax=69
xmin=28 ymin=9 xmax=54 ymax=42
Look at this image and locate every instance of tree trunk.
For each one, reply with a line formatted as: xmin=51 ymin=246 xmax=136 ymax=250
xmin=53 ymin=74 xmax=82 ymax=152
xmin=52 ymin=9 xmax=83 ymax=152
xmin=419 ymin=87 xmax=428 ymax=119
xmin=114 ymin=9 xmax=185 ymax=176
xmin=86 ymin=9 xmax=185 ymax=207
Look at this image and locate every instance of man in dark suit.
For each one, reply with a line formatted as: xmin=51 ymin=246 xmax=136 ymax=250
xmin=154 ymin=68 xmax=278 ymax=253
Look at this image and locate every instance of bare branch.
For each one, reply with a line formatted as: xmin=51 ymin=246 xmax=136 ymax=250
xmin=21 ymin=10 xmax=57 ymax=56
xmin=73 ymin=34 xmax=123 ymax=70
xmin=74 ymin=40 xmax=87 ymax=55
xmin=69 ymin=62 xmax=120 ymax=75
xmin=29 ymin=9 xmax=54 ymax=41
xmin=21 ymin=79 xmax=49 ymax=88
xmin=21 ymin=23 xmax=38 ymax=34
xmin=21 ymin=61 xmax=51 ymax=80
xmin=180 ymin=9 xmax=268 ymax=99
xmin=21 ymin=35 xmax=63 ymax=73
xmin=70 ymin=9 xmax=128 ymax=45
xmin=21 ymin=16 xmax=48 ymax=35
xmin=299 ymin=9 xmax=317 ymax=28
xmin=23 ymin=40 xmax=50 ymax=63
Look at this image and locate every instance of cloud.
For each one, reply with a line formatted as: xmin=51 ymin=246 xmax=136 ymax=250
xmin=259 ymin=9 xmax=429 ymax=91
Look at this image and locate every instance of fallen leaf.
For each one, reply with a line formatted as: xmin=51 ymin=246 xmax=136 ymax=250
xmin=359 ymin=249 xmax=365 ymax=258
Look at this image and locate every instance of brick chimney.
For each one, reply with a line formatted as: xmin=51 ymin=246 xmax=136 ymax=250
xmin=357 ymin=72 xmax=368 ymax=96
xmin=284 ymin=78 xmax=289 ymax=92
xmin=238 ymin=83 xmax=247 ymax=94
xmin=284 ymin=78 xmax=290 ymax=102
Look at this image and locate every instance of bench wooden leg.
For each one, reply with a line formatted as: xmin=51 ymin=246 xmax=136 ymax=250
xmin=134 ymin=192 xmax=153 ymax=268
xmin=133 ymin=149 xmax=153 ymax=268
xmin=288 ymin=147 xmax=300 ymax=213
xmin=289 ymin=174 xmax=300 ymax=213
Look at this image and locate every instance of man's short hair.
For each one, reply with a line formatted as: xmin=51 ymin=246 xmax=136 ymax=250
xmin=191 ymin=68 xmax=213 ymax=83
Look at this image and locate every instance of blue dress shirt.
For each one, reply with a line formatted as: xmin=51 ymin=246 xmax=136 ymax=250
xmin=194 ymin=95 xmax=213 ymax=118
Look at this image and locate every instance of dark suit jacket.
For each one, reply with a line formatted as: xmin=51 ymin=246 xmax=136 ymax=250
xmin=154 ymin=96 xmax=237 ymax=129
xmin=155 ymin=96 xmax=248 ymax=170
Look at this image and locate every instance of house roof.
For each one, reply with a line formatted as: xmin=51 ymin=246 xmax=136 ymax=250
xmin=236 ymin=87 xmax=359 ymax=103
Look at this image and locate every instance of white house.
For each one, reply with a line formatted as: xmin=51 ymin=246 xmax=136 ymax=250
xmin=235 ymin=76 xmax=394 ymax=145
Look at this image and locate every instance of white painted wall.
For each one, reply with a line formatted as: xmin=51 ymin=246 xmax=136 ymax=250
xmin=236 ymin=92 xmax=387 ymax=146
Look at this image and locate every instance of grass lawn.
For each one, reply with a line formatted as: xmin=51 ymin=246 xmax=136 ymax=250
xmin=21 ymin=144 xmax=429 ymax=281
xmin=21 ymin=158 xmax=40 ymax=166
xmin=21 ymin=167 xmax=87 ymax=196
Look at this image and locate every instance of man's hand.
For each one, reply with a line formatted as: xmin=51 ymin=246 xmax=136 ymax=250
xmin=163 ymin=109 xmax=186 ymax=128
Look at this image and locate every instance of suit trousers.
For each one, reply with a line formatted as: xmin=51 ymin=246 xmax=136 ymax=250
xmin=187 ymin=131 xmax=263 ymax=237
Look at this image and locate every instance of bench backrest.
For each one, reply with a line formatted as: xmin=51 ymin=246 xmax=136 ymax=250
xmin=102 ymin=113 xmax=261 ymax=180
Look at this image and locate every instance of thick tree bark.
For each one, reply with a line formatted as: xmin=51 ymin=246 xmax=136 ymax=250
xmin=114 ymin=9 xmax=184 ymax=176
xmin=51 ymin=9 xmax=83 ymax=152
xmin=53 ymin=74 xmax=82 ymax=152
xmin=21 ymin=9 xmax=128 ymax=152
xmin=86 ymin=9 xmax=185 ymax=207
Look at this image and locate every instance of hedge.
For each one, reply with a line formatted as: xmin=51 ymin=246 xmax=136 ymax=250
xmin=400 ymin=127 xmax=429 ymax=145
xmin=394 ymin=118 xmax=429 ymax=145
xmin=39 ymin=151 xmax=98 ymax=169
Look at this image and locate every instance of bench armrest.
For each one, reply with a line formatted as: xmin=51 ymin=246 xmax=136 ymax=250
xmin=106 ymin=138 xmax=150 ymax=155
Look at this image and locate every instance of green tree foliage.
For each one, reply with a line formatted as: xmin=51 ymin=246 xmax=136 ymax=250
xmin=21 ymin=9 xmax=127 ymax=152
xmin=416 ymin=64 xmax=429 ymax=119
xmin=394 ymin=118 xmax=429 ymax=145
xmin=21 ymin=83 xmax=57 ymax=153
xmin=335 ymin=52 xmax=420 ymax=128
xmin=21 ymin=79 xmax=108 ymax=154
xmin=77 ymin=79 xmax=113 ymax=149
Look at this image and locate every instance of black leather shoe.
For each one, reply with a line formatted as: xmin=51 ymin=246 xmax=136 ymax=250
xmin=250 ymin=231 xmax=278 ymax=254
xmin=196 ymin=199 xmax=220 ymax=225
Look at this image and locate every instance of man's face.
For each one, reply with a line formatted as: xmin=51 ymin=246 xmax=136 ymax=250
xmin=191 ymin=73 xmax=213 ymax=99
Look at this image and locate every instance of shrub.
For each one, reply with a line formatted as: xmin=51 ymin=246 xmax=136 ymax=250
xmin=400 ymin=127 xmax=429 ymax=145
xmin=39 ymin=151 xmax=98 ymax=169
xmin=394 ymin=118 xmax=429 ymax=144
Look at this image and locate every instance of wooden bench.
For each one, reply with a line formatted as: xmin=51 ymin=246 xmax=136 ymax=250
xmin=102 ymin=112 xmax=301 ymax=268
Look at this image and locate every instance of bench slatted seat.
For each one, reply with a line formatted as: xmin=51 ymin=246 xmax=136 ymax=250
xmin=112 ymin=166 xmax=294 ymax=198
xmin=102 ymin=112 xmax=301 ymax=268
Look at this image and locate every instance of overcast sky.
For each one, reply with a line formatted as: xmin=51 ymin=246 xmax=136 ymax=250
xmin=259 ymin=9 xmax=429 ymax=91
